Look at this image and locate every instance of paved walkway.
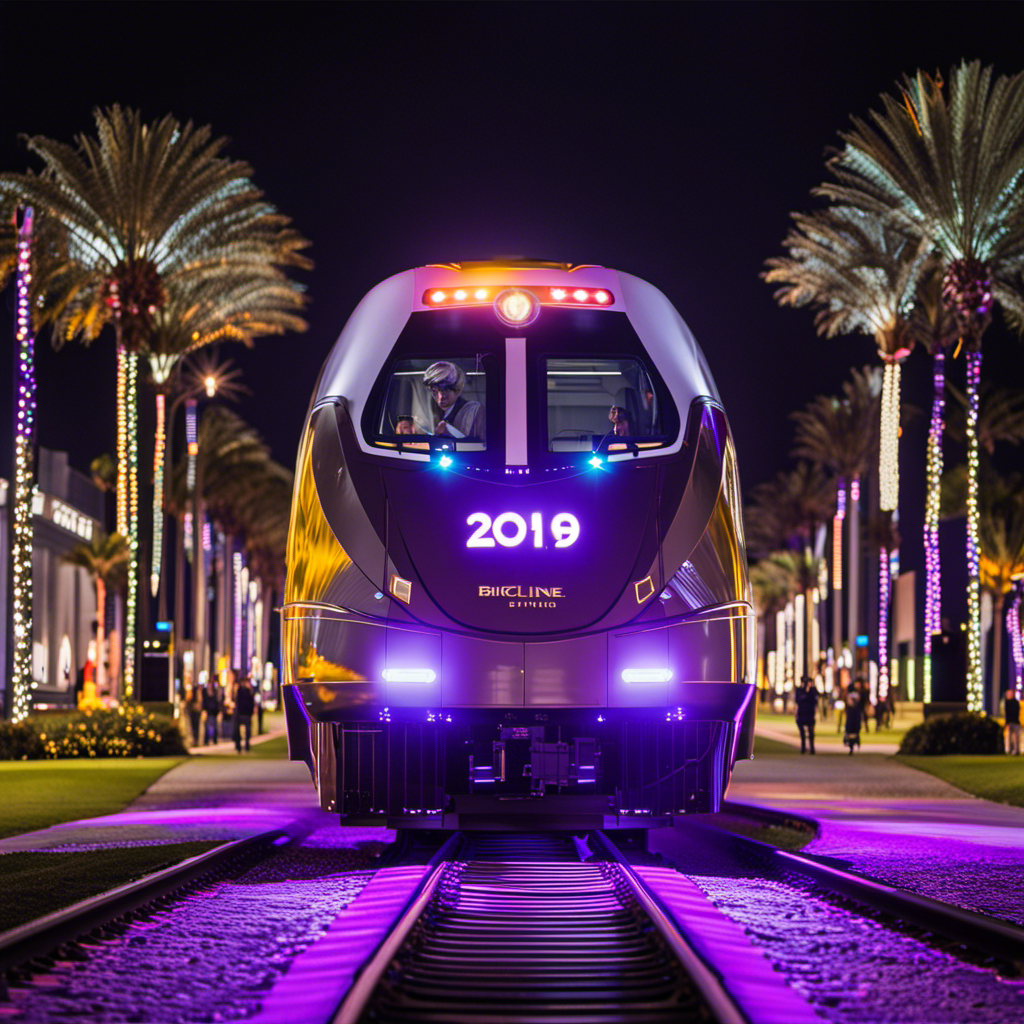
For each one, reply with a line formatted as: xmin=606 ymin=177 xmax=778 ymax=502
xmin=757 ymin=722 xmax=901 ymax=755
xmin=724 ymin=752 xmax=1024 ymax=925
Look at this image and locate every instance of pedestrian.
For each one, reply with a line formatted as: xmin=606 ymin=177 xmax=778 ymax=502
xmin=234 ymin=674 xmax=255 ymax=753
xmin=255 ymin=682 xmax=265 ymax=735
xmin=202 ymin=677 xmax=221 ymax=745
xmin=187 ymin=682 xmax=202 ymax=746
xmin=795 ymin=676 xmax=817 ymax=755
xmin=844 ymin=690 xmax=863 ymax=754
xmin=1005 ymin=690 xmax=1021 ymax=756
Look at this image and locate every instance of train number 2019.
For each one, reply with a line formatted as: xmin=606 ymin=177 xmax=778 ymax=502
xmin=466 ymin=512 xmax=580 ymax=549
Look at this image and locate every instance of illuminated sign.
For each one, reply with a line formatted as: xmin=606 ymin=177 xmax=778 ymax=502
xmin=466 ymin=512 xmax=580 ymax=549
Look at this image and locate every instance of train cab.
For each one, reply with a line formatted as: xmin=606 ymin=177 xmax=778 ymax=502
xmin=282 ymin=260 xmax=756 ymax=830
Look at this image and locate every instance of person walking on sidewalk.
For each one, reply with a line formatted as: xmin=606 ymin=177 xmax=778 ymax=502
xmin=186 ymin=682 xmax=202 ymax=747
xmin=795 ymin=676 xmax=818 ymax=755
xmin=844 ymin=689 xmax=863 ymax=754
xmin=233 ymin=675 xmax=255 ymax=753
xmin=1005 ymin=690 xmax=1022 ymax=756
xmin=202 ymin=677 xmax=221 ymax=746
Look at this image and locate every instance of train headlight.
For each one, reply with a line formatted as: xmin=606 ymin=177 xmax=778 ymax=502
xmin=494 ymin=288 xmax=540 ymax=327
xmin=622 ymin=668 xmax=673 ymax=683
xmin=588 ymin=455 xmax=603 ymax=469
xmin=438 ymin=454 xmax=453 ymax=469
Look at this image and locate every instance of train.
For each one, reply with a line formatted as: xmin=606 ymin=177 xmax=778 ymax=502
xmin=281 ymin=259 xmax=756 ymax=830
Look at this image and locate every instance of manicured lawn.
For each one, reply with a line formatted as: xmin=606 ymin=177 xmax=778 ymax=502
xmin=895 ymin=755 xmax=1024 ymax=807
xmin=0 ymin=758 xmax=184 ymax=839
xmin=202 ymin=734 xmax=289 ymax=761
xmin=753 ymin=735 xmax=801 ymax=756
xmin=757 ymin=709 xmax=912 ymax=746
xmin=0 ymin=841 xmax=220 ymax=934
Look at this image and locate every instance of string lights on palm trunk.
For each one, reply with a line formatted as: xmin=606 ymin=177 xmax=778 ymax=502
xmin=965 ymin=349 xmax=983 ymax=711
xmin=879 ymin=359 xmax=901 ymax=512
xmin=1008 ymin=579 xmax=1023 ymax=699
xmin=923 ymin=349 xmax=945 ymax=705
xmin=150 ymin=393 xmax=166 ymax=597
xmin=123 ymin=350 xmax=139 ymax=700
xmin=10 ymin=208 xmax=37 ymax=721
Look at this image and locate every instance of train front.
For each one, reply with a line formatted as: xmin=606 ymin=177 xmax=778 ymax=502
xmin=282 ymin=260 xmax=756 ymax=829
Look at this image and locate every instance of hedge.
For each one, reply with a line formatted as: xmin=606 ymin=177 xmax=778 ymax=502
xmin=0 ymin=706 xmax=187 ymax=759
xmin=897 ymin=712 xmax=1004 ymax=756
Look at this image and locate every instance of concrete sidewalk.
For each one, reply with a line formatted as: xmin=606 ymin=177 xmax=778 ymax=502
xmin=725 ymin=753 xmax=1024 ymax=925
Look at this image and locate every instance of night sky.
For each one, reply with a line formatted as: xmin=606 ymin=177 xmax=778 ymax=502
xmin=2 ymin=2 xmax=1023 ymax=498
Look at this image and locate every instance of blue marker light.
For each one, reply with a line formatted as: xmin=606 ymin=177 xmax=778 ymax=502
xmin=439 ymin=454 xmax=453 ymax=469
xmin=588 ymin=455 xmax=603 ymax=469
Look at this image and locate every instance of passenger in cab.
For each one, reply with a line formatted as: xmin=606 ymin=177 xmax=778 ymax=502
xmin=613 ymin=410 xmax=632 ymax=437
xmin=395 ymin=415 xmax=419 ymax=435
xmin=424 ymin=361 xmax=485 ymax=439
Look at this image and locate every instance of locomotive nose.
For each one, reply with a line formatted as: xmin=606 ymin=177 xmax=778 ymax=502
xmin=383 ymin=465 xmax=661 ymax=634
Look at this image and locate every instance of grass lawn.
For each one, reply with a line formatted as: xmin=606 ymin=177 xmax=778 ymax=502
xmin=203 ymin=734 xmax=289 ymax=761
xmin=0 ymin=758 xmax=184 ymax=840
xmin=753 ymin=735 xmax=801 ymax=756
xmin=894 ymin=755 xmax=1024 ymax=807
xmin=756 ymin=709 xmax=912 ymax=746
xmin=0 ymin=841 xmax=221 ymax=934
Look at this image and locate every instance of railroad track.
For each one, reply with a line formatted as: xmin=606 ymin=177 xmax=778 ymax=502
xmin=5 ymin=816 xmax=1024 ymax=1024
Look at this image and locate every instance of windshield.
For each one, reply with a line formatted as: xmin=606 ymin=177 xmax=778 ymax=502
xmin=377 ymin=357 xmax=488 ymax=444
xmin=546 ymin=357 xmax=661 ymax=451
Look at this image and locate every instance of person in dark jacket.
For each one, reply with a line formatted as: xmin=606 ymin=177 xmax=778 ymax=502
xmin=844 ymin=690 xmax=863 ymax=754
xmin=201 ymin=678 xmax=220 ymax=745
xmin=187 ymin=682 xmax=203 ymax=747
xmin=795 ymin=676 xmax=818 ymax=755
xmin=233 ymin=675 xmax=255 ymax=752
xmin=1005 ymin=690 xmax=1021 ymax=755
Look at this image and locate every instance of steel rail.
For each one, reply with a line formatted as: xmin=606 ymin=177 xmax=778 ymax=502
xmin=330 ymin=832 xmax=461 ymax=1024
xmin=0 ymin=828 xmax=287 ymax=975
xmin=700 ymin=805 xmax=1024 ymax=968
xmin=592 ymin=830 xmax=748 ymax=1024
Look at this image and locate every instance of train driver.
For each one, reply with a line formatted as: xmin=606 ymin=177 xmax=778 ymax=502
xmin=423 ymin=361 xmax=485 ymax=440
xmin=609 ymin=406 xmax=632 ymax=437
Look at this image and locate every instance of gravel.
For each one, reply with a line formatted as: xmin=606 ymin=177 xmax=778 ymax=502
xmin=5 ymin=826 xmax=392 ymax=1024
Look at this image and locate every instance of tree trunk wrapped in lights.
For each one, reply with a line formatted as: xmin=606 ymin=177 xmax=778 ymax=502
xmin=1009 ymin=579 xmax=1024 ymax=698
xmin=7 ymin=208 xmax=36 ymax=721
xmin=923 ymin=349 xmax=946 ymax=703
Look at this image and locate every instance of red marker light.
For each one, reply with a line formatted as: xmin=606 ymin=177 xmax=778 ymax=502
xmin=454 ymin=289 xmax=467 ymax=300
xmin=430 ymin=290 xmax=446 ymax=303
xmin=573 ymin=289 xmax=588 ymax=302
xmin=551 ymin=288 xmax=567 ymax=301
xmin=474 ymin=288 xmax=488 ymax=300
xmin=594 ymin=290 xmax=610 ymax=304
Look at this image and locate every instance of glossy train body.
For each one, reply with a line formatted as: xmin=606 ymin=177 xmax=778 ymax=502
xmin=282 ymin=260 xmax=756 ymax=829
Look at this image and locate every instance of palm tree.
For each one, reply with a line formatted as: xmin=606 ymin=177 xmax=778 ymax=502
xmin=61 ymin=531 xmax=128 ymax=703
xmin=0 ymin=106 xmax=310 ymax=699
xmin=790 ymin=366 xmax=881 ymax=655
xmin=145 ymin=272 xmax=306 ymax=600
xmin=818 ymin=61 xmax=1024 ymax=709
xmin=751 ymin=551 xmax=800 ymax=693
xmin=764 ymin=205 xmax=929 ymax=513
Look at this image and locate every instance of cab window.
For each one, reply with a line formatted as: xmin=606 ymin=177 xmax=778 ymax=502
xmin=546 ymin=357 xmax=662 ymax=451
xmin=376 ymin=357 xmax=488 ymax=446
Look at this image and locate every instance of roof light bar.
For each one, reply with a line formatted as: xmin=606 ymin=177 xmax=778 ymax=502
xmin=422 ymin=286 xmax=614 ymax=308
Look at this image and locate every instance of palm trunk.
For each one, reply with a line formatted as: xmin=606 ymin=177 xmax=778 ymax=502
xmin=193 ymin=448 xmax=207 ymax=679
xmin=832 ymin=478 xmax=846 ymax=661
xmin=992 ymin=591 xmax=1005 ymax=714
xmin=923 ymin=348 xmax=945 ymax=704
xmin=151 ymin=391 xmax=166 ymax=599
xmin=849 ymin=477 xmax=861 ymax=645
xmin=124 ymin=348 xmax=139 ymax=699
xmin=879 ymin=361 xmax=901 ymax=512
xmin=95 ymin=577 xmax=106 ymax=695
xmin=878 ymin=545 xmax=890 ymax=699
xmin=966 ymin=350 xmax=983 ymax=710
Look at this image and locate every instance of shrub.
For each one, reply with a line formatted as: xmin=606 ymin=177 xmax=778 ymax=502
xmin=898 ymin=712 xmax=1004 ymax=755
xmin=0 ymin=721 xmax=45 ymax=760
xmin=0 ymin=706 xmax=187 ymax=760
